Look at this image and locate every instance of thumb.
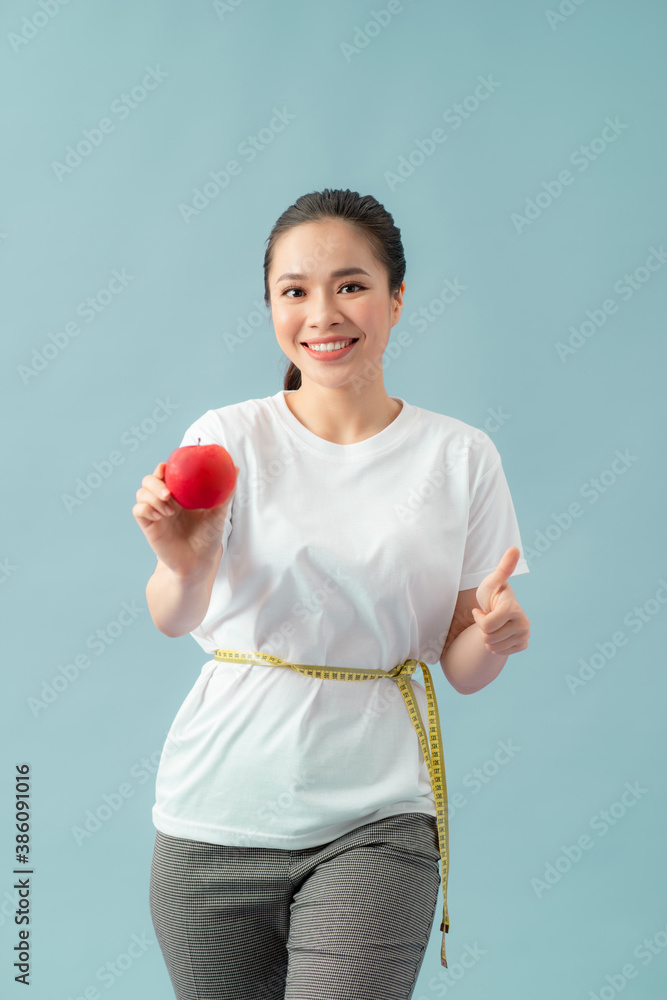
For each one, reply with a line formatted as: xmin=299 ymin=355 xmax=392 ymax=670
xmin=492 ymin=546 xmax=520 ymax=585
xmin=479 ymin=547 xmax=520 ymax=600
xmin=475 ymin=547 xmax=520 ymax=614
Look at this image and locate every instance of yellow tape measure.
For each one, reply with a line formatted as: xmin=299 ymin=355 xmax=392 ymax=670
xmin=213 ymin=648 xmax=450 ymax=968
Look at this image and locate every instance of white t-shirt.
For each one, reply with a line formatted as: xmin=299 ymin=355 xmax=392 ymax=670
xmin=152 ymin=389 xmax=530 ymax=849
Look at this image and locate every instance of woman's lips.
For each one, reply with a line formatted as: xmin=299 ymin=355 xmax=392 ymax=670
xmin=301 ymin=339 xmax=358 ymax=360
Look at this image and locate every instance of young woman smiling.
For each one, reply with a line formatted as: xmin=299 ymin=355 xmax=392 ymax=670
xmin=135 ymin=188 xmax=531 ymax=999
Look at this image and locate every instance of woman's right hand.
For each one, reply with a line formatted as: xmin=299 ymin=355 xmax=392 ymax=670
xmin=132 ymin=461 xmax=240 ymax=577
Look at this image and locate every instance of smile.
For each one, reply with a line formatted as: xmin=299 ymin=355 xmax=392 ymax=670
xmin=302 ymin=339 xmax=359 ymax=359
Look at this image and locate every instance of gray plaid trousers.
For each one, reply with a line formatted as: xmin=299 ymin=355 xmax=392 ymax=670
xmin=149 ymin=811 xmax=442 ymax=999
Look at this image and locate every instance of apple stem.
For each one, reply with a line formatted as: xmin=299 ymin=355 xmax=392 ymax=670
xmin=197 ymin=437 xmax=201 ymax=445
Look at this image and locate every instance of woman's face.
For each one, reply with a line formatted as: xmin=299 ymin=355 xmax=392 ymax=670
xmin=268 ymin=218 xmax=404 ymax=390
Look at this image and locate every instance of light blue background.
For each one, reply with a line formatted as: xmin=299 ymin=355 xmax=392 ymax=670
xmin=2 ymin=0 xmax=666 ymax=997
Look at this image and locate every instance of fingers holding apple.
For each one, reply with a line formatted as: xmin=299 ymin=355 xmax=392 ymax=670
xmin=133 ymin=462 xmax=178 ymax=527
xmin=132 ymin=444 xmax=240 ymax=572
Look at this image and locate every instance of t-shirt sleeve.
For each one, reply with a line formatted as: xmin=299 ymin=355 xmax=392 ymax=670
xmin=458 ymin=452 xmax=530 ymax=591
xmin=174 ymin=413 xmax=234 ymax=553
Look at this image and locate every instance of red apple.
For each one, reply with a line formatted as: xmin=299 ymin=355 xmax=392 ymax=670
xmin=164 ymin=438 xmax=237 ymax=509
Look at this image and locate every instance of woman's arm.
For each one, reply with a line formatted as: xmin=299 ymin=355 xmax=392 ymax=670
xmin=440 ymin=548 xmax=530 ymax=694
xmin=146 ymin=546 xmax=223 ymax=638
xmin=441 ymin=616 xmax=510 ymax=694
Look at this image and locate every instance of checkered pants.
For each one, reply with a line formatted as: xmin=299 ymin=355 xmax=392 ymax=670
xmin=149 ymin=811 xmax=441 ymax=999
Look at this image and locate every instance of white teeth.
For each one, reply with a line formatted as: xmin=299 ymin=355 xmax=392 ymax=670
xmin=306 ymin=340 xmax=355 ymax=352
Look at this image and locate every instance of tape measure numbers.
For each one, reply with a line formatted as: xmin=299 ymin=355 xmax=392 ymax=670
xmin=213 ymin=648 xmax=451 ymax=968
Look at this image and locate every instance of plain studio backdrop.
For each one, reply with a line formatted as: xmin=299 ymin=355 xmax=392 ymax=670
xmin=1 ymin=1 xmax=665 ymax=997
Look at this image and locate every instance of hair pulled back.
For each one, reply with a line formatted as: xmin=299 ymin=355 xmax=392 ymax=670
xmin=262 ymin=188 xmax=406 ymax=390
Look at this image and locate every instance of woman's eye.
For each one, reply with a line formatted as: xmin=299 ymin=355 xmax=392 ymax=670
xmin=282 ymin=282 xmax=365 ymax=298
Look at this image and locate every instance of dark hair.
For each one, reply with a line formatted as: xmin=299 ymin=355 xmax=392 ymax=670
xmin=263 ymin=188 xmax=406 ymax=391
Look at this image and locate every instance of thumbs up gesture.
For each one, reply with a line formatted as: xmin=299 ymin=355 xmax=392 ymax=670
xmin=470 ymin=547 xmax=531 ymax=655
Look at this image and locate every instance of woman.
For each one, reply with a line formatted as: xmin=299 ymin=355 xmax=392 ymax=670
xmin=133 ymin=188 xmax=531 ymax=999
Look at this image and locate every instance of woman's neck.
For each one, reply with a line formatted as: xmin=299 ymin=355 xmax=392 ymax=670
xmin=283 ymin=385 xmax=402 ymax=445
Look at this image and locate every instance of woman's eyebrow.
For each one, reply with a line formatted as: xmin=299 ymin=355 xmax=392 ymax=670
xmin=275 ymin=267 xmax=371 ymax=283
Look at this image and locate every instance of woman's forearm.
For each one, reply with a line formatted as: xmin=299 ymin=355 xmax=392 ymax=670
xmin=146 ymin=546 xmax=222 ymax=638
xmin=440 ymin=623 xmax=510 ymax=694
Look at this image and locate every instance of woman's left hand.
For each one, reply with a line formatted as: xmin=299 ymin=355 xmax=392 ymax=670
xmin=471 ymin=547 xmax=531 ymax=655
